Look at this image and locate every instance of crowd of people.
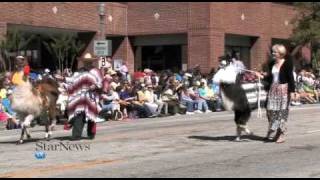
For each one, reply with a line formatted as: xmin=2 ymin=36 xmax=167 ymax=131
xmin=0 ymin=54 xmax=320 ymax=131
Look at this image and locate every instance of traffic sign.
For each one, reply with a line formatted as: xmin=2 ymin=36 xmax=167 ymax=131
xmin=98 ymin=56 xmax=111 ymax=69
xmin=94 ymin=40 xmax=112 ymax=56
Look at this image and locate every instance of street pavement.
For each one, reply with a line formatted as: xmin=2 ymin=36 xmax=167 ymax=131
xmin=0 ymin=104 xmax=320 ymax=178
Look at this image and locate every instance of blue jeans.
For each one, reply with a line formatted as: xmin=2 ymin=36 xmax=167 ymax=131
xmin=102 ymin=104 xmax=115 ymax=112
xmin=194 ymin=99 xmax=208 ymax=111
xmin=181 ymin=99 xmax=195 ymax=112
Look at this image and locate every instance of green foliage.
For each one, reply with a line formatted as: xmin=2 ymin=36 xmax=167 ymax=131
xmin=291 ymin=2 xmax=320 ymax=70
xmin=0 ymin=28 xmax=35 ymax=72
xmin=43 ymin=33 xmax=84 ymax=74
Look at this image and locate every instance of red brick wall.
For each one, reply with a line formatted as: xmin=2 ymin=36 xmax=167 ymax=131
xmin=188 ymin=3 xmax=211 ymax=73
xmin=106 ymin=3 xmax=127 ymax=36
xmin=0 ymin=2 xmax=303 ymax=72
xmin=127 ymin=2 xmax=189 ymax=35
xmin=0 ymin=2 xmax=127 ymax=34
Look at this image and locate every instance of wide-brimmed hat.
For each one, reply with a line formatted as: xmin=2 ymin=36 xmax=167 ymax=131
xmin=107 ymin=69 xmax=117 ymax=75
xmin=144 ymin=68 xmax=153 ymax=73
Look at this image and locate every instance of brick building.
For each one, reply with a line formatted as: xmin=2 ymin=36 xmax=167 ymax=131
xmin=0 ymin=2 xmax=310 ymax=73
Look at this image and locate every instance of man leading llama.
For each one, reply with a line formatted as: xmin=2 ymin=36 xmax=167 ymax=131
xmin=58 ymin=67 xmax=103 ymax=140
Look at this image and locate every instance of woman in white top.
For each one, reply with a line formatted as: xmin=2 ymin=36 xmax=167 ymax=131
xmin=255 ymin=44 xmax=296 ymax=143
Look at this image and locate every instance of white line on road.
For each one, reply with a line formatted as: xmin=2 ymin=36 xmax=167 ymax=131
xmin=306 ymin=130 xmax=320 ymax=134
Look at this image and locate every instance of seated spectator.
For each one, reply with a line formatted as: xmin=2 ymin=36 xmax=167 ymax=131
xmin=190 ymin=81 xmax=211 ymax=113
xmin=144 ymin=69 xmax=153 ymax=85
xmin=132 ymin=84 xmax=154 ymax=118
xmin=100 ymin=86 xmax=120 ymax=120
xmin=150 ymin=85 xmax=166 ymax=116
xmin=161 ymin=84 xmax=180 ymax=115
xmin=180 ymin=85 xmax=196 ymax=115
xmin=1 ymin=90 xmax=20 ymax=129
xmin=118 ymin=83 xmax=135 ymax=119
xmin=0 ymin=98 xmax=9 ymax=123
xmin=133 ymin=69 xmax=146 ymax=83
xmin=143 ymin=84 xmax=160 ymax=116
xmin=209 ymin=82 xmax=223 ymax=111
xmin=297 ymin=70 xmax=318 ymax=103
xmin=198 ymin=79 xmax=216 ymax=111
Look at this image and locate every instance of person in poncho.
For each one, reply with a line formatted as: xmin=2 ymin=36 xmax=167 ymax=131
xmin=58 ymin=67 xmax=103 ymax=140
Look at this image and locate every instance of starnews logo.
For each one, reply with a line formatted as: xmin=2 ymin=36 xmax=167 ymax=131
xmin=34 ymin=141 xmax=91 ymax=160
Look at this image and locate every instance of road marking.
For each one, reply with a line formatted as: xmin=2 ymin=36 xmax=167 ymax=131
xmin=0 ymin=158 xmax=122 ymax=178
xmin=306 ymin=130 xmax=320 ymax=134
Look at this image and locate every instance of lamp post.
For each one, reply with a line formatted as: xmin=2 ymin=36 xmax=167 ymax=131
xmin=98 ymin=2 xmax=106 ymax=41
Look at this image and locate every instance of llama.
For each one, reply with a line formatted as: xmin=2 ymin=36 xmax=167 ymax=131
xmin=213 ymin=60 xmax=263 ymax=141
xmin=11 ymin=78 xmax=59 ymax=144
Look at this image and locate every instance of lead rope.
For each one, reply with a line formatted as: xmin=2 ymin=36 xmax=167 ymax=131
xmin=239 ymin=68 xmax=262 ymax=119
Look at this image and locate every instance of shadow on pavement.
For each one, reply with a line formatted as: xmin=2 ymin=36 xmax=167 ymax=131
xmin=0 ymin=136 xmax=93 ymax=144
xmin=188 ymin=134 xmax=266 ymax=142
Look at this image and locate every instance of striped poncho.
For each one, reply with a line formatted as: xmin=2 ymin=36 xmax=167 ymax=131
xmin=65 ymin=68 xmax=103 ymax=122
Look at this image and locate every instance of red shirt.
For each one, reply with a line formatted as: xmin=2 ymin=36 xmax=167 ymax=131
xmin=23 ymin=65 xmax=30 ymax=76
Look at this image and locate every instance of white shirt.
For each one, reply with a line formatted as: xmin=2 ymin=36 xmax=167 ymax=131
xmin=272 ymin=65 xmax=280 ymax=84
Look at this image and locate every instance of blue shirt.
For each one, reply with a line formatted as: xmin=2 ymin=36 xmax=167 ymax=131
xmin=2 ymin=98 xmax=15 ymax=116
xmin=211 ymin=83 xmax=220 ymax=94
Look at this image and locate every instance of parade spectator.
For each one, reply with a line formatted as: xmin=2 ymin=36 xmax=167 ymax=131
xmin=100 ymin=85 xmax=120 ymax=120
xmin=161 ymin=84 xmax=180 ymax=115
xmin=198 ymin=79 xmax=216 ymax=111
xmin=180 ymin=85 xmax=196 ymax=115
xmin=118 ymin=82 xmax=135 ymax=119
xmin=132 ymin=84 xmax=154 ymax=118
xmin=120 ymin=62 xmax=129 ymax=81
xmin=133 ymin=68 xmax=145 ymax=83
xmin=140 ymin=83 xmax=159 ymax=116
xmin=190 ymin=81 xmax=211 ymax=113
xmin=209 ymin=82 xmax=223 ymax=111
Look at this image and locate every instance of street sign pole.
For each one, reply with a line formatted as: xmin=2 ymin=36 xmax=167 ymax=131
xmin=99 ymin=3 xmax=106 ymax=41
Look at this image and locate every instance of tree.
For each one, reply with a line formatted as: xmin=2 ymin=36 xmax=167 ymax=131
xmin=290 ymin=2 xmax=320 ymax=70
xmin=69 ymin=39 xmax=85 ymax=71
xmin=0 ymin=28 xmax=35 ymax=72
xmin=43 ymin=33 xmax=84 ymax=74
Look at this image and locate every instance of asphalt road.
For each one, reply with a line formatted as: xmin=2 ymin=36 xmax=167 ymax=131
xmin=0 ymin=104 xmax=320 ymax=178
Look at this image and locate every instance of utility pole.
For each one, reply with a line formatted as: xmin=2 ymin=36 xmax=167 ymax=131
xmin=98 ymin=2 xmax=106 ymax=41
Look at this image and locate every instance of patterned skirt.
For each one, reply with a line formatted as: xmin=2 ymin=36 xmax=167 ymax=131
xmin=266 ymin=83 xmax=289 ymax=134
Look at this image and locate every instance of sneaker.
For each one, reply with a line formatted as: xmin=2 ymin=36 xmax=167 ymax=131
xmin=194 ymin=110 xmax=203 ymax=114
xmin=205 ymin=110 xmax=212 ymax=113
xmin=186 ymin=111 xmax=195 ymax=115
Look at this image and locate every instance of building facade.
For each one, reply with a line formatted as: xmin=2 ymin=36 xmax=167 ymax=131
xmin=0 ymin=2 xmax=310 ymax=73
